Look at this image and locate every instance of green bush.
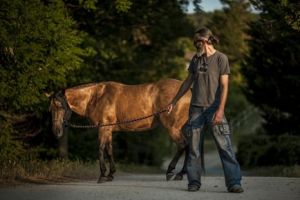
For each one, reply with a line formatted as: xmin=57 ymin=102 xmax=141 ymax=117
xmin=0 ymin=118 xmax=25 ymax=180
xmin=237 ymin=134 xmax=300 ymax=167
xmin=113 ymin=127 xmax=173 ymax=166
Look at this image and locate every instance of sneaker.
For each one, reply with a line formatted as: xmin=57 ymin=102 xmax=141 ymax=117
xmin=188 ymin=185 xmax=200 ymax=192
xmin=228 ymin=185 xmax=244 ymax=193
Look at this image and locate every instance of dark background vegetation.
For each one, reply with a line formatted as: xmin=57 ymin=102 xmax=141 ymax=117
xmin=0 ymin=0 xmax=299 ymax=181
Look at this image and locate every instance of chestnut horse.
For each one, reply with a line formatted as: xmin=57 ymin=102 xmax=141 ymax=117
xmin=49 ymin=78 xmax=191 ymax=183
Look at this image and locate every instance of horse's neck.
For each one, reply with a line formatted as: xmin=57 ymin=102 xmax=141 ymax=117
xmin=64 ymin=84 xmax=99 ymax=116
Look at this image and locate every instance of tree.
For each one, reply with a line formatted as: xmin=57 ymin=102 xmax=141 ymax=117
xmin=208 ymin=0 xmax=255 ymax=64
xmin=64 ymin=0 xmax=195 ymax=84
xmin=242 ymin=0 xmax=300 ymax=135
xmin=237 ymin=0 xmax=300 ymax=167
xmin=0 ymin=0 xmax=89 ymax=113
xmin=0 ymin=0 xmax=89 ymax=160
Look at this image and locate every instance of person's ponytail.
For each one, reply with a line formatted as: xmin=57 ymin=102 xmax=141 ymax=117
xmin=208 ymin=35 xmax=219 ymax=44
xmin=195 ymin=27 xmax=219 ymax=44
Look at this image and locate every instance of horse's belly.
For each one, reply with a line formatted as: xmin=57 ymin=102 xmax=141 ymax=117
xmin=114 ymin=118 xmax=160 ymax=132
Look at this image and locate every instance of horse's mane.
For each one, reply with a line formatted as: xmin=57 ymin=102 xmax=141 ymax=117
xmin=67 ymin=83 xmax=99 ymax=90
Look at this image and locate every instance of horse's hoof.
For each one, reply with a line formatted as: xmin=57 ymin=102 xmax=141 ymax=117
xmin=97 ymin=176 xmax=108 ymax=183
xmin=173 ymin=174 xmax=183 ymax=181
xmin=107 ymin=175 xmax=114 ymax=182
xmin=166 ymin=172 xmax=175 ymax=181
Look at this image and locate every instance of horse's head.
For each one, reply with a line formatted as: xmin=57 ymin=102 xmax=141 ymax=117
xmin=49 ymin=91 xmax=71 ymax=138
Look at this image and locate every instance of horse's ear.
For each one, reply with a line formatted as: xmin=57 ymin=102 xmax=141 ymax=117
xmin=46 ymin=92 xmax=55 ymax=112
xmin=49 ymin=100 xmax=53 ymax=112
xmin=45 ymin=91 xmax=54 ymax=99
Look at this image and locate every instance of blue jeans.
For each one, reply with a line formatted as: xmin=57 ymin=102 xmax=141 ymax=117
xmin=182 ymin=105 xmax=242 ymax=188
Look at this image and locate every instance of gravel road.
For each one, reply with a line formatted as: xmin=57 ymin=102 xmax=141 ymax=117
xmin=1 ymin=174 xmax=299 ymax=200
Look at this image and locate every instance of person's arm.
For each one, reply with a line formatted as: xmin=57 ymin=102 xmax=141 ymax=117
xmin=212 ymin=74 xmax=229 ymax=124
xmin=167 ymin=73 xmax=193 ymax=114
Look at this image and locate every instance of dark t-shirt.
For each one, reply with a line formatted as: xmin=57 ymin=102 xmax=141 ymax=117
xmin=188 ymin=51 xmax=230 ymax=107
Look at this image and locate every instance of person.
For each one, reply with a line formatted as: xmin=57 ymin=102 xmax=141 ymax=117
xmin=167 ymin=27 xmax=243 ymax=193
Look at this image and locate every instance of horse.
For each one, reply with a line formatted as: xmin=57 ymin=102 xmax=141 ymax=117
xmin=49 ymin=78 xmax=191 ymax=183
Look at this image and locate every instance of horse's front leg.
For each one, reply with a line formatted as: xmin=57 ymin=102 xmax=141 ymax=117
xmin=97 ymin=130 xmax=109 ymax=183
xmin=106 ymin=134 xmax=116 ymax=181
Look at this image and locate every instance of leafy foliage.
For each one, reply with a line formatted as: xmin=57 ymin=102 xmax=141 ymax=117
xmin=0 ymin=118 xmax=24 ymax=171
xmin=209 ymin=0 xmax=256 ymax=64
xmin=242 ymin=0 xmax=300 ymax=135
xmin=0 ymin=0 xmax=89 ymax=174
xmin=237 ymin=133 xmax=300 ymax=167
xmin=64 ymin=0 xmax=194 ymax=84
xmin=237 ymin=0 xmax=300 ymax=167
xmin=0 ymin=0 xmax=89 ymax=113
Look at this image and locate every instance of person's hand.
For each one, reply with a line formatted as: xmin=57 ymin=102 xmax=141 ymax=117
xmin=212 ymin=109 xmax=224 ymax=125
xmin=167 ymin=102 xmax=175 ymax=114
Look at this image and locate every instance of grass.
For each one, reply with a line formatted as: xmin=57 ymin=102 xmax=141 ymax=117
xmin=0 ymin=159 xmax=166 ymax=185
xmin=0 ymin=159 xmax=99 ymax=185
xmin=243 ymin=165 xmax=300 ymax=177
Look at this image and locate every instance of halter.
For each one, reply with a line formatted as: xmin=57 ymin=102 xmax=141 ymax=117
xmin=53 ymin=90 xmax=72 ymax=127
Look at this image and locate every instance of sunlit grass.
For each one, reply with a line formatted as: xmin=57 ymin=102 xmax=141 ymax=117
xmin=0 ymin=159 xmax=167 ymax=185
xmin=0 ymin=159 xmax=99 ymax=185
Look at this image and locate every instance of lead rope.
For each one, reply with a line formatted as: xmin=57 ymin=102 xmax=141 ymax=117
xmin=65 ymin=106 xmax=170 ymax=129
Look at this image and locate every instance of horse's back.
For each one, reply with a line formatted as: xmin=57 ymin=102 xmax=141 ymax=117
xmin=99 ymin=78 xmax=182 ymax=101
xmin=101 ymin=79 xmax=188 ymax=107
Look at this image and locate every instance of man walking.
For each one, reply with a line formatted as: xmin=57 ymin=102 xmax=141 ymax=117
xmin=167 ymin=27 xmax=243 ymax=193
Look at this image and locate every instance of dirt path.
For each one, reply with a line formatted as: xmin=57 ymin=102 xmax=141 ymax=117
xmin=1 ymin=174 xmax=299 ymax=200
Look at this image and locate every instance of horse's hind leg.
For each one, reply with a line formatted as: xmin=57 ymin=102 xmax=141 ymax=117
xmin=166 ymin=145 xmax=185 ymax=181
xmin=165 ymin=128 xmax=188 ymax=181
xmin=173 ymin=145 xmax=188 ymax=180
